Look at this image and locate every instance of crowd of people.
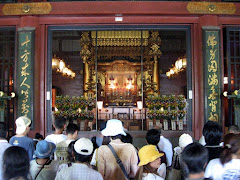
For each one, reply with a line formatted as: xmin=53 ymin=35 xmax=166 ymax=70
xmin=0 ymin=116 xmax=240 ymax=180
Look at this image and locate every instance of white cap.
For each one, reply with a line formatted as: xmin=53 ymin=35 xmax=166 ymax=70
xmin=15 ymin=116 xmax=31 ymax=134
xmin=101 ymin=119 xmax=126 ymax=136
xmin=179 ymin=133 xmax=193 ymax=149
xmin=74 ymin=138 xmax=93 ymax=156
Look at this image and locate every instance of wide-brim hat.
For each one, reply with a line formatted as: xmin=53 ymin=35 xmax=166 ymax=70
xmin=138 ymin=145 xmax=164 ymax=166
xmin=35 ymin=140 xmax=56 ymax=159
xmin=101 ymin=119 xmax=126 ymax=136
xmin=15 ymin=116 xmax=31 ymax=134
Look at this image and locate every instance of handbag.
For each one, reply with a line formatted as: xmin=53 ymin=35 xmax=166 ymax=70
xmin=107 ymin=144 xmax=130 ymax=180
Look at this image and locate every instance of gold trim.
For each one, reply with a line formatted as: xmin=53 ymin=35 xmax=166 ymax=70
xmin=187 ymin=2 xmax=236 ymax=14
xmin=3 ymin=3 xmax=52 ymax=15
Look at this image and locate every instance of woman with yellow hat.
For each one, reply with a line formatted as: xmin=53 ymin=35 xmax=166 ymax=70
xmin=135 ymin=145 xmax=166 ymax=180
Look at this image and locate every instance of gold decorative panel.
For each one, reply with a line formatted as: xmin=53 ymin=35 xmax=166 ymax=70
xmin=91 ymin=31 xmax=149 ymax=46
xmin=3 ymin=3 xmax=52 ymax=15
xmin=187 ymin=2 xmax=236 ymax=14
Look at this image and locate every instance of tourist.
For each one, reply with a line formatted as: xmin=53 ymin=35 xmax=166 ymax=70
xmin=3 ymin=146 xmax=30 ymax=180
xmin=205 ymin=133 xmax=240 ymax=180
xmin=97 ymin=119 xmax=138 ymax=180
xmin=90 ymin=122 xmax=107 ymax=168
xmin=57 ymin=140 xmax=76 ymax=172
xmin=0 ymin=122 xmax=12 ymax=179
xmin=55 ymin=138 xmax=103 ymax=180
xmin=181 ymin=142 xmax=209 ymax=180
xmin=228 ymin=125 xmax=239 ymax=134
xmin=45 ymin=116 xmax=67 ymax=145
xmin=56 ymin=123 xmax=78 ymax=164
xmin=9 ymin=116 xmax=35 ymax=161
xmin=171 ymin=133 xmax=193 ymax=180
xmin=135 ymin=144 xmax=166 ymax=180
xmin=146 ymin=129 xmax=167 ymax=166
xmin=172 ymin=133 xmax=193 ymax=170
xmin=96 ymin=121 xmax=107 ymax=147
xmin=157 ymin=129 xmax=173 ymax=167
xmin=33 ymin=132 xmax=44 ymax=147
xmin=202 ymin=121 xmax=223 ymax=161
xmin=30 ymin=140 xmax=59 ymax=180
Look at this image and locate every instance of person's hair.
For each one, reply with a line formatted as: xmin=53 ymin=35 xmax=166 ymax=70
xmin=66 ymin=123 xmax=78 ymax=135
xmin=220 ymin=133 xmax=240 ymax=165
xmin=110 ymin=134 xmax=122 ymax=140
xmin=228 ymin=125 xmax=239 ymax=133
xmin=73 ymin=148 xmax=92 ymax=163
xmin=121 ymin=133 xmax=133 ymax=144
xmin=0 ymin=122 xmax=7 ymax=138
xmin=99 ymin=121 xmax=107 ymax=131
xmin=182 ymin=142 xmax=208 ymax=174
xmin=3 ymin=146 xmax=30 ymax=180
xmin=135 ymin=163 xmax=159 ymax=180
xmin=34 ymin=132 xmax=43 ymax=140
xmin=54 ymin=116 xmax=66 ymax=129
xmin=203 ymin=121 xmax=223 ymax=145
xmin=102 ymin=136 xmax=110 ymax=145
xmin=146 ymin=129 xmax=160 ymax=145
xmin=67 ymin=140 xmax=76 ymax=162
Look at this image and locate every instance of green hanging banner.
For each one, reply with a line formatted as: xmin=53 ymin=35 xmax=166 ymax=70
xmin=17 ymin=30 xmax=34 ymax=121
xmin=203 ymin=28 xmax=222 ymax=123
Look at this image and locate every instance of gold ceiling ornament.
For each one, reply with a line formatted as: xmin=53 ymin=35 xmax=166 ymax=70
xmin=187 ymin=2 xmax=236 ymax=14
xmin=96 ymin=46 xmax=142 ymax=59
xmin=80 ymin=44 xmax=91 ymax=64
xmin=149 ymin=31 xmax=162 ymax=46
xmin=91 ymin=31 xmax=149 ymax=47
xmin=149 ymin=44 xmax=162 ymax=61
xmin=98 ymin=60 xmax=141 ymax=73
xmin=3 ymin=3 xmax=52 ymax=15
xmin=80 ymin=32 xmax=91 ymax=47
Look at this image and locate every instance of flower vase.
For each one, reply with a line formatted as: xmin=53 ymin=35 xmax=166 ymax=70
xmin=149 ymin=120 xmax=154 ymax=130
xmin=178 ymin=120 xmax=184 ymax=130
xmin=156 ymin=120 xmax=162 ymax=129
xmin=79 ymin=120 xmax=85 ymax=131
xmin=163 ymin=120 xmax=168 ymax=130
xmin=171 ymin=120 xmax=176 ymax=130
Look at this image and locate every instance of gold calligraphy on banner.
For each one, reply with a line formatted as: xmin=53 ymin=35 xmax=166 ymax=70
xmin=20 ymin=35 xmax=31 ymax=116
xmin=206 ymin=33 xmax=219 ymax=122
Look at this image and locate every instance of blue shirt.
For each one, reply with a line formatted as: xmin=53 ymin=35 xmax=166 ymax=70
xmin=9 ymin=136 xmax=35 ymax=161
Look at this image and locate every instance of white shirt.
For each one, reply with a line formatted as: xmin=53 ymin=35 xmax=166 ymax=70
xmin=56 ymin=139 xmax=74 ymax=164
xmin=55 ymin=163 xmax=103 ymax=180
xmin=158 ymin=136 xmax=173 ymax=167
xmin=45 ymin=134 xmax=67 ymax=145
xmin=142 ymin=173 xmax=164 ymax=180
xmin=30 ymin=159 xmax=59 ymax=180
xmin=205 ymin=158 xmax=240 ymax=180
xmin=157 ymin=163 xmax=166 ymax=179
xmin=90 ymin=148 xmax=98 ymax=166
xmin=0 ymin=139 xmax=11 ymax=179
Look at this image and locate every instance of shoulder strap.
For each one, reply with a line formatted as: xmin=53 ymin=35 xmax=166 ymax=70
xmin=34 ymin=159 xmax=52 ymax=180
xmin=107 ymin=144 xmax=129 ymax=180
